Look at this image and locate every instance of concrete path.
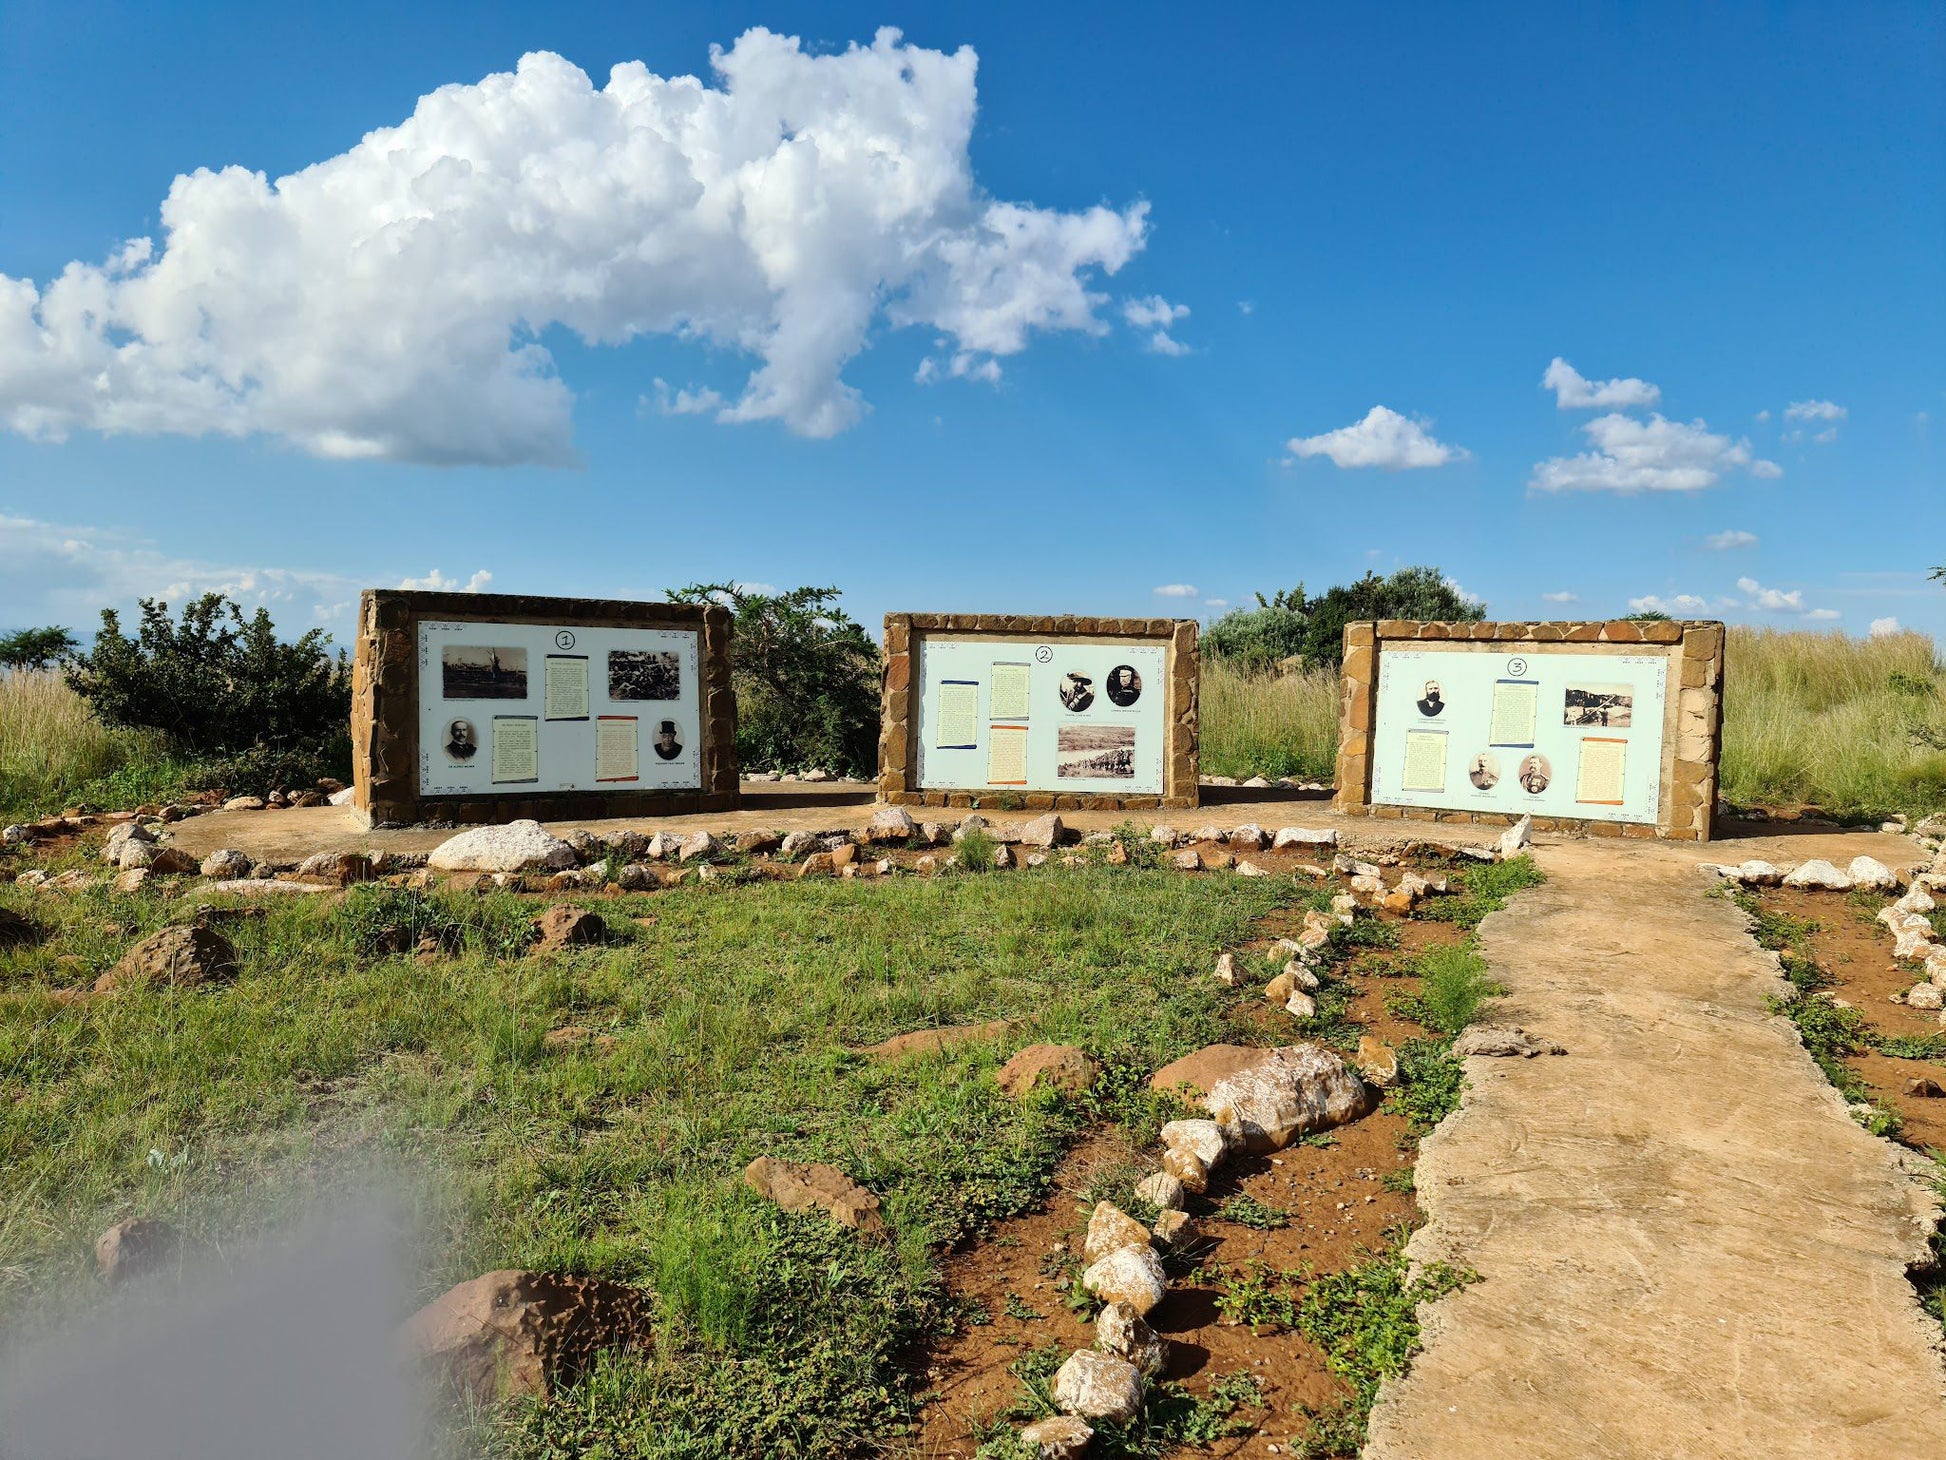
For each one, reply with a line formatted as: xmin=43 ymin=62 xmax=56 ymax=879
xmin=1365 ymin=833 xmax=1946 ymax=1460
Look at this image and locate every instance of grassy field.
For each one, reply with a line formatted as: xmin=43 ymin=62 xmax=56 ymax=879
xmin=0 ymin=669 xmax=192 ymax=821
xmin=1198 ymin=628 xmax=1946 ymax=818
xmin=0 ymin=859 xmax=1297 ymax=1456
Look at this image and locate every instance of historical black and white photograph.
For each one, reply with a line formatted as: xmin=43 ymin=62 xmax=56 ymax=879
xmin=1056 ymin=723 xmax=1134 ymax=779
xmin=1468 ymin=749 xmax=1500 ymax=790
xmin=651 ymin=719 xmax=684 ymax=761
xmin=608 ymin=649 xmax=682 ymax=701
xmin=1517 ymin=752 xmax=1553 ymax=794
xmin=441 ymin=645 xmax=528 ymax=700
xmin=1104 ymin=664 xmax=1143 ymax=707
xmin=443 ymin=717 xmax=479 ymax=762
xmin=1564 ymin=683 xmax=1634 ymax=728
xmin=1416 ymin=679 xmax=1446 ymax=717
xmin=1058 ymin=670 xmax=1096 ymax=713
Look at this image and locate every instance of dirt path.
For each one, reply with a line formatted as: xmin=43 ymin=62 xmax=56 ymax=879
xmin=1365 ymin=832 xmax=1946 ymax=1460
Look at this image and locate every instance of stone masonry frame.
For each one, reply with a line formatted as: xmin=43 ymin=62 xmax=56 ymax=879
xmin=1332 ymin=618 xmax=1725 ymax=842
xmin=878 ymin=613 xmax=1200 ymax=811
xmin=352 ymin=589 xmax=739 ymax=828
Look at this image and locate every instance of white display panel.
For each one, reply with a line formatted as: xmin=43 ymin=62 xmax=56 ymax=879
xmin=915 ymin=637 xmax=1168 ymax=795
xmin=418 ymin=620 xmax=701 ymax=796
xmin=1371 ymin=648 xmax=1668 ymax=825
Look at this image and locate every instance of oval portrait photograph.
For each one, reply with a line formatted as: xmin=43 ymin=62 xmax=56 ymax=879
xmin=1105 ymin=664 xmax=1143 ymax=707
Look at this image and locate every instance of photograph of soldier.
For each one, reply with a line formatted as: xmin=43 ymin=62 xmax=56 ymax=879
xmin=608 ymin=650 xmax=682 ymax=701
xmin=1468 ymin=750 xmax=1500 ymax=790
xmin=651 ymin=720 xmax=683 ymax=761
xmin=1056 ymin=724 xmax=1135 ymax=778
xmin=1416 ymin=679 xmax=1445 ymax=717
xmin=1517 ymin=753 xmax=1552 ymax=794
xmin=1564 ymin=683 xmax=1634 ymax=728
xmin=1058 ymin=670 xmax=1096 ymax=712
xmin=442 ymin=645 xmax=528 ymax=700
xmin=1105 ymin=664 xmax=1143 ymax=707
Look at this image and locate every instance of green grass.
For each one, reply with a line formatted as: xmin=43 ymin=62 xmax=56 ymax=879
xmin=1198 ymin=657 xmax=1338 ymax=781
xmin=0 ymin=863 xmax=1295 ymax=1458
xmin=1391 ymin=944 xmax=1503 ymax=1037
xmin=0 ymin=668 xmax=196 ymax=821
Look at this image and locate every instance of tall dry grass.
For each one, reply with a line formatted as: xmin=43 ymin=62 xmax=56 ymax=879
xmin=0 ymin=670 xmax=179 ymax=819
xmin=1199 ymin=656 xmax=1339 ymax=781
xmin=1719 ymin=627 xmax=1946 ymax=816
xmin=1199 ymin=628 xmax=1946 ymax=816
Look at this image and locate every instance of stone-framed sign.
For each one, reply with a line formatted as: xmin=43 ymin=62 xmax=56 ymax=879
xmin=352 ymin=590 xmax=737 ymax=827
xmin=879 ymin=613 xmax=1198 ymax=810
xmin=1334 ymin=618 xmax=1724 ymax=842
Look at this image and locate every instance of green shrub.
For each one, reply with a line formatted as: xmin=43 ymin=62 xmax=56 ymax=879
xmin=1409 ymin=944 xmax=1503 ymax=1036
xmin=954 ymin=825 xmax=997 ymax=873
xmin=64 ymin=594 xmax=350 ymax=794
xmin=0 ymin=626 xmax=79 ymax=671
xmin=1204 ymin=567 xmax=1484 ymax=672
xmin=670 ymin=583 xmax=879 ymax=778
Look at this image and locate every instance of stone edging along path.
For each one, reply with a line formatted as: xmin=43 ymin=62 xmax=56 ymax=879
xmin=1364 ymin=836 xmax=1946 ymax=1460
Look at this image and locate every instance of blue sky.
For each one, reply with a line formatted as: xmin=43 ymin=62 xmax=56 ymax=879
xmin=2 ymin=1 xmax=1941 ymax=646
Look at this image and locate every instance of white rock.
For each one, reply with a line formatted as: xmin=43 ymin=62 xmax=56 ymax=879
xmin=199 ymin=849 xmax=252 ymax=879
xmin=1192 ymin=825 xmax=1225 ymax=844
xmin=1212 ymin=952 xmax=1238 ymax=987
xmin=1172 ymin=849 xmax=1202 ymax=871
xmin=1242 ymin=775 xmax=1271 ymax=789
xmin=1273 ymin=826 xmax=1338 ymax=850
xmin=328 ymin=786 xmax=355 ymax=807
xmin=99 ymin=821 xmax=155 ymax=863
xmin=1907 ymin=983 xmax=1944 ymax=1010
xmin=1228 ymin=824 xmax=1267 ymax=850
xmin=1896 ymin=886 xmax=1937 ymax=915
xmin=1847 ymin=856 xmax=1900 ymax=893
xmin=1080 ymin=1245 xmax=1167 ymax=1316
xmin=779 ymin=830 xmax=820 ymax=858
xmin=1052 ymin=1349 xmax=1144 ymax=1424
xmin=802 ymin=767 xmax=833 ymax=782
xmin=1149 ymin=825 xmax=1181 ymax=846
xmin=1235 ymin=859 xmax=1270 ymax=878
xmin=221 ymin=795 xmax=266 ymax=812
xmin=1894 ymin=929 xmax=1935 ymax=961
xmin=677 ymin=831 xmax=717 ymax=863
xmin=1019 ymin=1416 xmax=1095 ymax=1459
xmin=1160 ymin=1119 xmax=1229 ymax=1169
xmin=1 ymin=823 xmax=27 ymax=845
xmin=1284 ymin=959 xmax=1320 ymax=990
xmin=1202 ymin=1044 xmax=1375 ymax=1153
xmin=867 ymin=807 xmax=917 ymax=843
xmin=992 ymin=845 xmax=1014 ymax=870
xmin=1782 ymin=859 xmax=1853 ymax=891
xmin=1161 ymin=1146 xmax=1209 ymax=1194
xmin=1133 ymin=1171 xmax=1184 ymax=1211
xmin=1095 ymin=1302 xmax=1167 ymax=1378
xmin=427 ymin=820 xmax=577 ymax=872
xmin=116 ymin=839 xmax=159 ymax=870
xmin=1735 ymin=860 xmax=1784 ymax=887
xmin=1284 ymin=989 xmax=1318 ymax=1018
xmin=1020 ymin=814 xmax=1065 ymax=849
xmin=1497 ymin=814 xmax=1533 ymax=859
xmin=951 ymin=815 xmax=990 ymax=842
xmin=1083 ymin=1203 xmax=1153 ymax=1263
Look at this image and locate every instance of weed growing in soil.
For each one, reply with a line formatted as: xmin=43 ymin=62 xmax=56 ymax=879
xmin=1412 ymin=855 xmax=1545 ymax=931
xmin=1207 ymin=1259 xmax=1306 ymax=1332
xmin=1290 ymin=1246 xmax=1477 ymax=1459
xmin=1218 ymin=1193 xmax=1293 ymax=1229
xmin=1389 ymin=944 xmax=1503 ymax=1037
xmin=955 ymin=825 xmax=998 ymax=872
xmin=1384 ymin=1039 xmax=1467 ymax=1134
xmin=1876 ymin=1033 xmax=1946 ymax=1061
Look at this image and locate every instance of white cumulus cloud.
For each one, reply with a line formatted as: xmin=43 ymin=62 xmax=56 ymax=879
xmin=1784 ymin=399 xmax=1846 ymax=422
xmin=1540 ymin=591 xmax=1579 ymax=604
xmin=398 ymin=568 xmax=493 ymax=593
xmin=1870 ymin=616 xmax=1902 ymax=637
xmin=0 ymin=29 xmax=1149 ymax=463
xmin=1542 ymin=358 xmax=1661 ymax=410
xmin=1286 ymin=406 xmax=1466 ymax=470
xmin=1704 ymin=529 xmax=1758 ymax=550
xmin=1122 ymin=295 xmax=1190 ymax=355
xmin=1530 ymin=414 xmax=1780 ymax=493
xmin=1736 ymin=576 xmax=1802 ymax=612
xmin=1151 ymin=583 xmax=1198 ymax=598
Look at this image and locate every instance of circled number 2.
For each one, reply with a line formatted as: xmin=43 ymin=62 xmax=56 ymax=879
xmin=1034 ymin=646 xmax=1053 ymax=663
xmin=1506 ymin=657 xmax=1528 ymax=677
xmin=555 ymin=631 xmax=577 ymax=651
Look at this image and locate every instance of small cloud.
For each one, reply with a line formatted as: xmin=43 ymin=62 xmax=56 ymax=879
xmin=1542 ymin=357 xmax=1661 ymax=411
xmin=1735 ymin=576 xmax=1836 ymax=620
xmin=1203 ymin=598 xmax=1228 ymax=610
xmin=1286 ymin=405 xmax=1467 ymax=470
xmin=1530 ymin=413 xmax=1777 ymax=493
xmin=1806 ymin=608 xmax=1841 ymax=621
xmin=1755 ymin=409 xmax=1771 ymax=423
xmin=916 ymin=352 xmax=1003 ymax=385
xmin=646 ymin=378 xmax=725 ymax=417
xmin=1704 ymin=529 xmax=1757 ymax=550
xmin=398 ymin=568 xmax=493 ymax=593
xmin=1151 ymin=583 xmax=1199 ymax=598
xmin=1870 ymin=616 xmax=1902 ymax=637
xmin=1540 ymin=591 xmax=1580 ymax=604
xmin=1236 ymin=301 xmax=1254 ymax=316
xmin=1122 ymin=295 xmax=1191 ymax=355
xmin=1784 ymin=399 xmax=1846 ymax=422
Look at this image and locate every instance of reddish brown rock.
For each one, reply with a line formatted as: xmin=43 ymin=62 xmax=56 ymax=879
xmin=95 ymin=925 xmax=239 ymax=991
xmin=743 ymin=1156 xmax=886 ymax=1235
xmin=533 ymin=905 xmax=608 ymax=953
xmin=860 ymin=1019 xmax=1013 ymax=1059
xmin=94 ymin=1216 xmax=178 ymax=1284
xmin=996 ymin=1043 xmax=1097 ymax=1097
xmin=398 ymin=1269 xmax=653 ymax=1402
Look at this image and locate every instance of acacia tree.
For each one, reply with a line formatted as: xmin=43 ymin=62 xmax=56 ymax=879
xmin=1204 ymin=566 xmax=1486 ymax=670
xmin=669 ymin=583 xmax=880 ymax=778
xmin=0 ymin=626 xmax=79 ymax=671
